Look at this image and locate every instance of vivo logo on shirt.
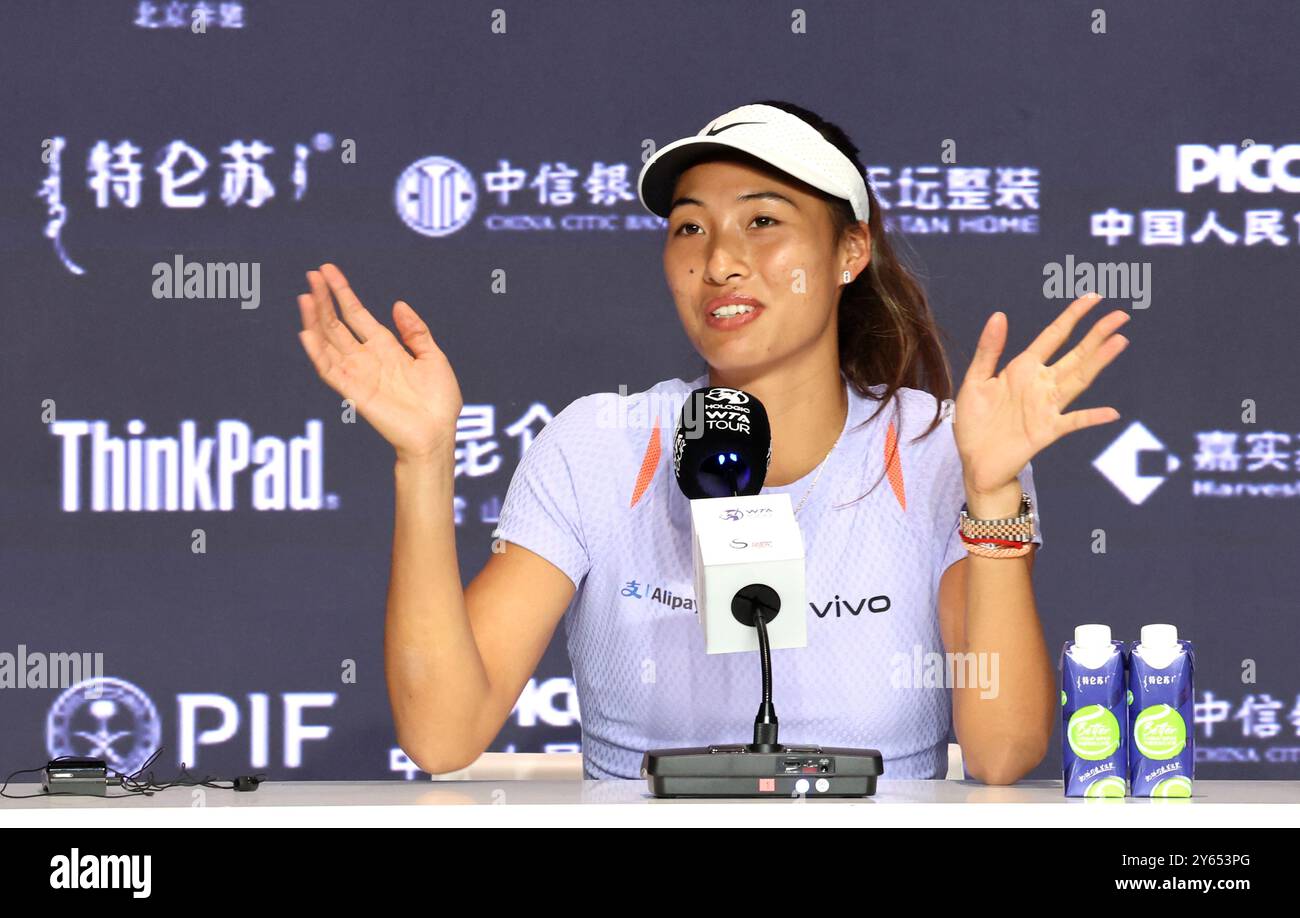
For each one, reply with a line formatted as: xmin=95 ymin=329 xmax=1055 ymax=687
xmin=810 ymin=594 xmax=891 ymax=618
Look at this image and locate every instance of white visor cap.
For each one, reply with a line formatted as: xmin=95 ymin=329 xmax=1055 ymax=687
xmin=637 ymin=103 xmax=871 ymax=224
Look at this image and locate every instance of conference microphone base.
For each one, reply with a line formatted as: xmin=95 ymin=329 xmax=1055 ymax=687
xmin=640 ymin=743 xmax=883 ymax=798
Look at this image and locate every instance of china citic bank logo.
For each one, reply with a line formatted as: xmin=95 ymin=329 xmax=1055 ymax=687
xmin=395 ymin=156 xmax=478 ymax=237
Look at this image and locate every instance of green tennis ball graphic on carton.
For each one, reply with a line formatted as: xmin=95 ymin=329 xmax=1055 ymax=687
xmin=1151 ymin=776 xmax=1192 ymax=798
xmin=1133 ymin=704 xmax=1187 ymax=760
xmin=1068 ymin=704 xmax=1121 ymax=760
xmin=1084 ymin=775 xmax=1127 ymax=798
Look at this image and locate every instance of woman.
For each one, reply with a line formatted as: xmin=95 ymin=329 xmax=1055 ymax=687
xmin=296 ymin=100 xmax=1130 ymax=784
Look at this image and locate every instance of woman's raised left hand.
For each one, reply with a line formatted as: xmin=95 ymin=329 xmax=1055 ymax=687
xmin=954 ymin=292 xmax=1131 ymax=507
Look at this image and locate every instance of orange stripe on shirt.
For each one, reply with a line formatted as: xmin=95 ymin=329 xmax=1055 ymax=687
xmin=630 ymin=417 xmax=661 ymax=508
xmin=885 ymin=418 xmax=906 ymax=511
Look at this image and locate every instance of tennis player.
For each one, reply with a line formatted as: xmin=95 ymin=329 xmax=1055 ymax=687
xmin=296 ymin=100 xmax=1130 ymax=783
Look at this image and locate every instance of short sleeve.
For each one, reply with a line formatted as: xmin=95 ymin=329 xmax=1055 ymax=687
xmin=933 ymin=423 xmax=1044 ymax=578
xmin=492 ymin=397 xmax=594 ymax=590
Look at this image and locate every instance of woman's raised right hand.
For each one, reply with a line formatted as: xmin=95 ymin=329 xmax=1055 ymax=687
xmin=297 ymin=263 xmax=464 ymax=462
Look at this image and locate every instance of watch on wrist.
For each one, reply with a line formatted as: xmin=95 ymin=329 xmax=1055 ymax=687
xmin=959 ymin=491 xmax=1034 ymax=544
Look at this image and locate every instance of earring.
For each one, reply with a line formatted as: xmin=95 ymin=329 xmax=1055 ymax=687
xmin=842 ymin=270 xmax=852 ymax=283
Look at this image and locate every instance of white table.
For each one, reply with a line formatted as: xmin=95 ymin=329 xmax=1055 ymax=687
xmin=4 ymin=754 xmax=1297 ymax=826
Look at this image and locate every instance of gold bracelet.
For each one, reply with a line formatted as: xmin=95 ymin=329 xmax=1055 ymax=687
xmin=959 ymin=490 xmax=1034 ymax=558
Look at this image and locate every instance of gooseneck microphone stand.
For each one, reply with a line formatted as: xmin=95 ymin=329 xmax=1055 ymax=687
xmin=736 ymin=585 xmax=781 ymax=754
xmin=718 ymin=471 xmax=783 ymax=754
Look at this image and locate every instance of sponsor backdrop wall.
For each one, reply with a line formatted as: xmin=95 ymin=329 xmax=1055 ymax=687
xmin=2 ymin=1 xmax=1297 ymax=781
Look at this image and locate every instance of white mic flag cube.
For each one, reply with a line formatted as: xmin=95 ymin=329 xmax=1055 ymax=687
xmin=688 ymin=493 xmax=807 ymax=655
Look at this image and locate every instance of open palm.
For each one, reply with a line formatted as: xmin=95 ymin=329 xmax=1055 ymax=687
xmin=297 ymin=263 xmax=463 ymax=461
xmin=954 ymin=292 xmax=1131 ymax=496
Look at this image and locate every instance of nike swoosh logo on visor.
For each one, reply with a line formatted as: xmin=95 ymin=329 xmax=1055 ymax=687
xmin=704 ymin=121 xmax=765 ymax=136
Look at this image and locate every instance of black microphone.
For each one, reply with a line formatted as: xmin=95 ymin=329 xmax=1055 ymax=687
xmin=672 ymin=386 xmax=772 ymax=499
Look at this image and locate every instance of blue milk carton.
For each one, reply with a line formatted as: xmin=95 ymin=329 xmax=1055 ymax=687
xmin=1060 ymin=624 xmax=1128 ymax=797
xmin=1128 ymin=624 xmax=1195 ymax=797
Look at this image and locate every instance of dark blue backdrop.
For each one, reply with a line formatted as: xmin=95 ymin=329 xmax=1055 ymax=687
xmin=1 ymin=0 xmax=1297 ymax=781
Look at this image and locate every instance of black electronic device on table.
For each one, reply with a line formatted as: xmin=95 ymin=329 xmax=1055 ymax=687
xmin=43 ymin=757 xmax=110 ymax=796
xmin=642 ymin=744 xmax=883 ymax=798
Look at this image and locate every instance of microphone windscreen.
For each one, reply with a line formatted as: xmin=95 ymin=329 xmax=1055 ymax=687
xmin=673 ymin=386 xmax=772 ymax=499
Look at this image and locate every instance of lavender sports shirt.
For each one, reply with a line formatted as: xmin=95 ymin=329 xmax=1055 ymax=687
xmin=493 ymin=372 xmax=1043 ymax=780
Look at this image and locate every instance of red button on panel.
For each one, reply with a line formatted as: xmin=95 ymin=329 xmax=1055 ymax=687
xmin=758 ymin=778 xmax=775 ymax=792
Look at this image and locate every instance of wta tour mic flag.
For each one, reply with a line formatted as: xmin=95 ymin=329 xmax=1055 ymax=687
xmin=673 ymin=387 xmax=772 ymax=500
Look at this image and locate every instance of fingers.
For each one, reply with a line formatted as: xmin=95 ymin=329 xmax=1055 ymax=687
xmin=318 ymin=263 xmax=399 ymax=351
xmin=1053 ymin=310 xmax=1131 ymax=405
xmin=392 ymin=300 xmax=439 ymax=358
xmin=962 ymin=311 xmax=1008 ymax=386
xmin=306 ymin=269 xmax=362 ymax=356
xmin=296 ymin=296 xmax=341 ymax=385
xmin=1025 ymin=292 xmax=1103 ymax=364
xmin=1058 ymin=405 xmax=1122 ymax=436
xmin=1062 ymin=308 xmax=1130 ymax=369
